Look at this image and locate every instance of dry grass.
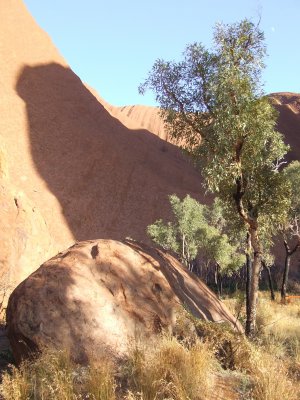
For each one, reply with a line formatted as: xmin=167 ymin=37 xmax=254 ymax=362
xmin=0 ymin=337 xmax=216 ymax=400
xmin=256 ymin=296 xmax=300 ymax=359
xmin=123 ymin=335 xmax=217 ymax=400
xmin=0 ymin=349 xmax=116 ymax=400
xmin=249 ymin=350 xmax=298 ymax=400
xmin=84 ymin=362 xmax=116 ymax=400
xmin=222 ymin=292 xmax=300 ymax=399
xmin=1 ymin=293 xmax=299 ymax=400
xmin=1 ymin=350 xmax=76 ymax=399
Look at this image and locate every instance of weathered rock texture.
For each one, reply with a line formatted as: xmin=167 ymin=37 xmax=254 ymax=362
xmin=7 ymin=239 xmax=242 ymax=364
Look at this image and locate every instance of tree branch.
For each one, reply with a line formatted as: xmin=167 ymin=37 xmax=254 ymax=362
xmin=162 ymin=83 xmax=206 ymax=140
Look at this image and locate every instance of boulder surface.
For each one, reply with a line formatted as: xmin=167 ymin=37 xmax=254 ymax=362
xmin=7 ymin=239 xmax=242 ymax=364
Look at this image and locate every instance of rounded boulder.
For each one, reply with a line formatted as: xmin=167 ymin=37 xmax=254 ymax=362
xmin=7 ymin=239 xmax=242 ymax=363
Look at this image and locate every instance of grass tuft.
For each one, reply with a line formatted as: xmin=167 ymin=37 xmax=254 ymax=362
xmin=123 ymin=335 xmax=217 ymax=400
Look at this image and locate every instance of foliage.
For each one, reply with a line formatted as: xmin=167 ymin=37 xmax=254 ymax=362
xmin=140 ymin=18 xmax=290 ymax=240
xmin=148 ymin=194 xmax=206 ymax=262
xmin=147 ymin=194 xmax=244 ymax=275
xmin=140 ymin=19 xmax=291 ymax=334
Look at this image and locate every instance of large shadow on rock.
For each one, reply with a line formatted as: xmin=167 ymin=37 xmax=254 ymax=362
xmin=124 ymin=240 xmax=242 ymax=331
xmin=16 ymin=63 xmax=203 ymax=243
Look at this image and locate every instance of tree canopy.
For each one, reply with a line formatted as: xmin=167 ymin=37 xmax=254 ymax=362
xmin=140 ymin=19 xmax=291 ymax=335
xmin=147 ymin=195 xmax=244 ymax=276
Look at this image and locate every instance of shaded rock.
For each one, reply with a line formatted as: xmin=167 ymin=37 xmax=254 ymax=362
xmin=6 ymin=239 xmax=242 ymax=364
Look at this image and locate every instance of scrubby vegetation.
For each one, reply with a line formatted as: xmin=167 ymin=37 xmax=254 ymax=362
xmin=1 ymin=295 xmax=299 ymax=400
xmin=147 ymin=194 xmax=244 ymax=276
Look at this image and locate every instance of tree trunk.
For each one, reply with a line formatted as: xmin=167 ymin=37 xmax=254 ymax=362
xmin=281 ymin=239 xmax=299 ymax=302
xmin=245 ymin=232 xmax=252 ymax=326
xmin=214 ymin=263 xmax=222 ymax=298
xmin=281 ymin=249 xmax=290 ymax=302
xmin=246 ymin=227 xmax=262 ymax=336
xmin=218 ymin=274 xmax=223 ymax=297
xmin=205 ymin=261 xmax=210 ymax=285
xmin=214 ymin=264 xmax=218 ymax=293
xmin=262 ymin=261 xmax=275 ymax=301
xmin=182 ymin=234 xmax=185 ymax=264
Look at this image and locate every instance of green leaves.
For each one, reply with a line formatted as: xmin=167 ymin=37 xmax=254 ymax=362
xmin=147 ymin=195 xmax=244 ymax=274
xmin=147 ymin=219 xmax=178 ymax=253
xmin=284 ymin=161 xmax=300 ymax=217
xmin=147 ymin=195 xmax=207 ymax=264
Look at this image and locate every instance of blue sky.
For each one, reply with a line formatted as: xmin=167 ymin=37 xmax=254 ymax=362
xmin=24 ymin=0 xmax=299 ymax=106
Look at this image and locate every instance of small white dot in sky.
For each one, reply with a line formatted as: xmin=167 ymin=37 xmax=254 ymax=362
xmin=271 ymin=26 xmax=276 ymax=32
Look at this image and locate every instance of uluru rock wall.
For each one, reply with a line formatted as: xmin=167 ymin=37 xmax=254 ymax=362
xmin=106 ymin=104 xmax=169 ymax=141
xmin=270 ymin=92 xmax=300 ymax=162
xmin=0 ymin=0 xmax=204 ymax=286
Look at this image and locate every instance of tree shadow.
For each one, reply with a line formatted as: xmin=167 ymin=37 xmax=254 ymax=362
xmin=16 ymin=63 xmax=204 ymax=244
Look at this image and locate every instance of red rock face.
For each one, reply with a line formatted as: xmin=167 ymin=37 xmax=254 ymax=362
xmin=0 ymin=0 xmax=204 ymax=286
xmin=6 ymin=239 xmax=243 ymax=364
xmin=105 ymin=93 xmax=300 ymax=162
xmin=105 ymin=104 xmax=169 ymax=141
xmin=0 ymin=1 xmax=299 ymax=288
xmin=270 ymin=93 xmax=300 ymax=162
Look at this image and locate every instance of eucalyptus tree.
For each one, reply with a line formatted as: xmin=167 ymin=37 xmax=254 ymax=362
xmin=147 ymin=194 xmax=244 ymax=290
xmin=147 ymin=194 xmax=206 ymax=267
xmin=140 ymin=20 xmax=291 ymax=335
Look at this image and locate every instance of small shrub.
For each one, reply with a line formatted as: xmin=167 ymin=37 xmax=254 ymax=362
xmin=194 ymin=319 xmax=251 ymax=371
